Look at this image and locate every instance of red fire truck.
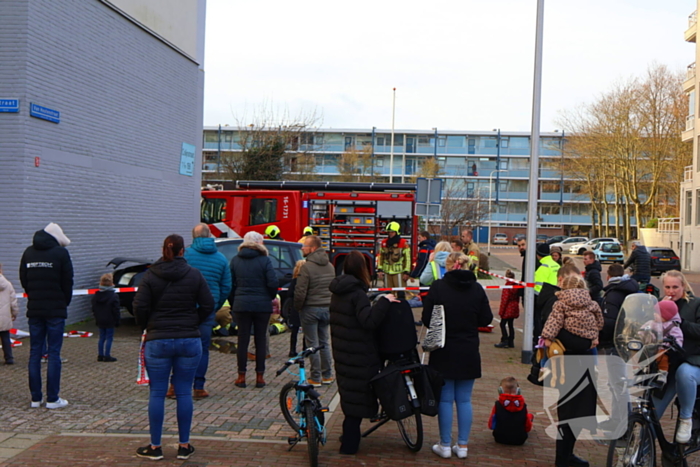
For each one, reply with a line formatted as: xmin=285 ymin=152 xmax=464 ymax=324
xmin=201 ymin=181 xmax=418 ymax=275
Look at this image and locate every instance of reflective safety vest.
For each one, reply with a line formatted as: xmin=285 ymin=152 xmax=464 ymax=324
xmin=534 ymin=256 xmax=560 ymax=294
xmin=379 ymin=238 xmax=411 ymax=275
xmin=430 ymin=261 xmax=446 ymax=283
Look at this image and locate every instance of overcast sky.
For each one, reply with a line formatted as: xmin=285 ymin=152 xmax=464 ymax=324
xmin=203 ymin=0 xmax=694 ymax=132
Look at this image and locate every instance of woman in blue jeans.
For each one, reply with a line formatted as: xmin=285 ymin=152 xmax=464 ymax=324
xmin=133 ymin=234 xmax=214 ymax=461
xmin=422 ymin=253 xmax=493 ymax=459
xmin=651 ymin=270 xmax=700 ymax=444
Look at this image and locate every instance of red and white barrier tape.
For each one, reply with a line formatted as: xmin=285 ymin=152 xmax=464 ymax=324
xmin=15 ymin=273 xmax=535 ymax=299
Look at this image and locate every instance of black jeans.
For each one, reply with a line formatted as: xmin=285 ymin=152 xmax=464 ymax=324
xmin=340 ymin=415 xmax=362 ymax=454
xmin=555 ymin=423 xmax=581 ymax=466
xmin=235 ymin=312 xmax=271 ymax=373
xmin=0 ymin=331 xmax=12 ymax=363
xmin=500 ymin=318 xmax=514 ymax=342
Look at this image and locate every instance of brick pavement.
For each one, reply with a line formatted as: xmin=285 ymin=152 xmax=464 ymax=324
xmin=0 ymin=253 xmax=676 ymax=466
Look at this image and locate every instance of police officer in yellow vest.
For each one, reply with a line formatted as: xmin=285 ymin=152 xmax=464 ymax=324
xmin=534 ymin=243 xmax=559 ymax=295
xmin=377 ymin=222 xmax=411 ymax=290
xmin=297 ymin=226 xmax=313 ymax=244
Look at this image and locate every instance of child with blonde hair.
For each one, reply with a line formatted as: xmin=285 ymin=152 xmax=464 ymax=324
xmin=92 ymin=273 xmax=121 ymax=362
xmin=0 ymin=263 xmax=19 ymax=364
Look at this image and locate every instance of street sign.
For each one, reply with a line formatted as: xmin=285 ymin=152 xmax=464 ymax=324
xmin=416 ymin=178 xmax=443 ymax=217
xmin=416 ymin=204 xmax=441 ymax=216
xmin=29 ymin=103 xmax=60 ymax=123
xmin=179 ymin=142 xmax=196 ymax=176
xmin=0 ymin=99 xmax=19 ymax=113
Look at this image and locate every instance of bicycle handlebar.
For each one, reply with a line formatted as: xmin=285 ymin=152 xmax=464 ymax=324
xmin=274 ymin=346 xmax=325 ymax=377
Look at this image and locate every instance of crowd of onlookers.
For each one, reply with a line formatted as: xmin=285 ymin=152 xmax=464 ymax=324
xmin=7 ymin=222 xmax=698 ymax=465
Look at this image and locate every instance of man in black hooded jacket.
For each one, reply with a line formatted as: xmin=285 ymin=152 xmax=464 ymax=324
xmin=19 ymin=223 xmax=74 ymax=409
xmin=583 ymin=251 xmax=604 ymax=307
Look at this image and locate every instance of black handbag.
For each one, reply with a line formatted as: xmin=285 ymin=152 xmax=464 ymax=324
xmin=414 ymin=365 xmax=444 ymax=417
xmin=370 ymin=364 xmax=413 ymax=421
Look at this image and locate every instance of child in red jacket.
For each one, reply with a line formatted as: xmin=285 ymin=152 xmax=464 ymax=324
xmin=495 ymin=270 xmax=520 ymax=348
xmin=489 ymin=376 xmax=534 ymax=445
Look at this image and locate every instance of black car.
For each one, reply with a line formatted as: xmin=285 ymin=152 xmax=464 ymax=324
xmin=536 ymin=234 xmax=549 ymax=244
xmin=512 ymin=234 xmax=525 ymax=245
xmin=110 ymin=239 xmax=303 ymax=314
xmin=648 ymin=247 xmax=681 ymax=276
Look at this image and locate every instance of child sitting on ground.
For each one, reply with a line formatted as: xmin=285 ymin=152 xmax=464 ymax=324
xmin=488 ymin=376 xmax=534 ymax=445
xmin=91 ymin=273 xmax=121 ymax=362
xmin=495 ymin=269 xmax=520 ymax=348
xmin=0 ymin=263 xmax=19 ymax=365
xmin=640 ymin=300 xmax=683 ymax=384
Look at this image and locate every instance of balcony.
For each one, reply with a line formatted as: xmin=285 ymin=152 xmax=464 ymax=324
xmin=686 ymin=165 xmax=694 ymax=183
xmin=683 ymin=116 xmax=696 ymax=142
xmin=686 ymin=10 xmax=697 ymax=42
xmin=684 ymin=62 xmax=696 ymax=92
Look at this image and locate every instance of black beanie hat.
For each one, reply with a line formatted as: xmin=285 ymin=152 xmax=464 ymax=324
xmin=536 ymin=243 xmax=550 ymax=257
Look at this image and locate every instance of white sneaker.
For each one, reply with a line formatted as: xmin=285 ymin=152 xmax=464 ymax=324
xmin=46 ymin=398 xmax=69 ymax=409
xmin=432 ymin=444 xmax=451 ymax=459
xmin=677 ymin=418 xmax=693 ymax=444
xmin=30 ymin=400 xmax=41 ymax=408
xmin=452 ymin=445 xmax=468 ymax=458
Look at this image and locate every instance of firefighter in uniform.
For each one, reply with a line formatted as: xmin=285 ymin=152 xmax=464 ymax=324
xmin=265 ymin=225 xmax=283 ymax=241
xmin=377 ymin=222 xmax=411 ymax=291
xmin=460 ymin=228 xmax=480 ymax=272
xmin=297 ymin=226 xmax=314 ymax=244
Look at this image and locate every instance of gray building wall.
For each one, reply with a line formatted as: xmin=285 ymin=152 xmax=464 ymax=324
xmin=0 ymin=0 xmax=205 ymax=329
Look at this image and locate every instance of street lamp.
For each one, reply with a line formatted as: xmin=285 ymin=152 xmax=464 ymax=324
xmin=493 ymin=128 xmax=501 ymax=203
xmin=488 ymin=169 xmax=508 ymax=256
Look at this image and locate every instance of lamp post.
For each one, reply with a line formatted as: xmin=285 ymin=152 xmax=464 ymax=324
xmin=493 ymin=128 xmax=501 ymax=203
xmin=488 ymin=169 xmax=508 ymax=256
xmin=371 ymin=126 xmax=376 ymax=182
xmin=389 ymin=88 xmax=396 ymax=183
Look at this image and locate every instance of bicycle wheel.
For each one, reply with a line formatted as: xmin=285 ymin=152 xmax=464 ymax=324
xmin=396 ymin=407 xmax=423 ymax=452
xmin=280 ymin=381 xmax=301 ymax=433
xmin=304 ymin=401 xmax=320 ymax=467
xmin=607 ymin=414 xmax=655 ymax=467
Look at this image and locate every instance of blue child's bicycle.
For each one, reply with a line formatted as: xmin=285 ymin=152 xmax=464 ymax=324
xmin=276 ymin=346 xmax=329 ymax=467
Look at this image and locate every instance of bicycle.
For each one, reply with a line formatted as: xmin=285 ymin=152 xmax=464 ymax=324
xmin=276 ymin=346 xmax=328 ymax=467
xmin=361 ymin=354 xmax=424 ymax=452
xmin=606 ymin=295 xmax=700 ymax=467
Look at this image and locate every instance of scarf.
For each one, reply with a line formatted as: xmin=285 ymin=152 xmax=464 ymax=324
xmin=386 ymin=234 xmax=401 ymax=248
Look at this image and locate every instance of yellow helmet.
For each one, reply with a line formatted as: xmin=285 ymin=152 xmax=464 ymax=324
xmin=265 ymin=225 xmax=280 ymax=238
xmin=303 ymin=226 xmax=313 ymax=236
xmin=385 ymin=221 xmax=401 ymax=233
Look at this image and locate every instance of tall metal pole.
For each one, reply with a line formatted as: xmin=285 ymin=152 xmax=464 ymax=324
xmin=559 ymin=129 xmax=565 ymax=207
xmin=522 ymin=0 xmax=545 ymax=364
xmin=495 ymin=128 xmax=501 ymax=203
xmin=389 ymin=88 xmax=396 ymax=183
xmin=217 ymin=124 xmax=222 ymax=174
xmin=371 ymin=126 xmax=376 ymax=182
xmin=488 ymin=169 xmax=508 ymax=256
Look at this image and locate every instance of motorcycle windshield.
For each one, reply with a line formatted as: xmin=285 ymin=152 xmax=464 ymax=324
xmin=613 ymin=293 xmax=661 ymax=364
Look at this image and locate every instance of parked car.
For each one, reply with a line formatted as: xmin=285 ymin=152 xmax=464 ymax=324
xmin=569 ymin=237 xmax=620 ymax=255
xmin=592 ymin=242 xmax=624 ymax=264
xmin=648 ymin=247 xmax=681 ymax=276
xmin=512 ymin=234 xmax=525 ymax=245
xmin=549 ymin=236 xmax=589 ymax=251
xmin=546 ymin=235 xmax=567 ymax=245
xmin=110 ymin=239 xmax=303 ymax=314
xmin=536 ymin=234 xmax=549 ymax=244
xmin=492 ymin=233 xmax=508 ymax=245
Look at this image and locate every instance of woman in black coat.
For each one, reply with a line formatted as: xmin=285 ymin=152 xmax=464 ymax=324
xmin=422 ymin=252 xmax=492 ymax=460
xmin=329 ymin=250 xmax=395 ymax=455
xmin=133 ymin=234 xmax=214 ymax=460
xmin=228 ymin=231 xmax=279 ymax=389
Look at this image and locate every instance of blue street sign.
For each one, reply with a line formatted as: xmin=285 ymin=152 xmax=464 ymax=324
xmin=179 ymin=142 xmax=196 ymax=176
xmin=0 ymin=99 xmax=19 ymax=113
xmin=29 ymin=103 xmax=60 ymax=123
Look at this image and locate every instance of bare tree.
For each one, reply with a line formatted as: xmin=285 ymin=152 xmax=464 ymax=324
xmin=430 ymin=175 xmax=488 ymax=238
xmin=337 ymin=146 xmax=376 ymax=182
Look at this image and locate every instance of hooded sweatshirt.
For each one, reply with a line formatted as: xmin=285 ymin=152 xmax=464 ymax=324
xmin=542 ymin=288 xmax=604 ymax=341
xmin=19 ymin=229 xmax=74 ymax=318
xmin=184 ymin=237 xmax=232 ymax=310
xmin=0 ymin=274 xmax=19 ymax=332
xmin=133 ymin=256 xmax=214 ymax=341
xmin=420 ymin=251 xmax=449 ymax=286
xmin=410 ymin=237 xmax=436 ymax=278
xmin=488 ymin=392 xmax=534 ymax=446
xmin=294 ymin=247 xmax=335 ymax=311
xmin=92 ymin=286 xmax=121 ymax=329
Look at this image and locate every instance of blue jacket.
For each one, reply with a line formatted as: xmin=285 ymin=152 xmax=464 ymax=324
xmin=410 ymin=238 xmax=436 ymax=278
xmin=228 ymin=241 xmax=279 ymax=313
xmin=184 ymin=237 xmax=232 ymax=311
xmin=420 ymin=251 xmax=449 ymax=286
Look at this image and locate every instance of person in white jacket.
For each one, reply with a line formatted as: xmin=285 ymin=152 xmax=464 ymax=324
xmin=0 ymin=263 xmax=19 ymax=364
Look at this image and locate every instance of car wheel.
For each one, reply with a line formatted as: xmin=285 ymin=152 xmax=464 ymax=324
xmin=578 ymin=248 xmax=586 ymax=255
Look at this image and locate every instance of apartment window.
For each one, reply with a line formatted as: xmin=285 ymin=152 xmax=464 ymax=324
xmin=467 ymin=138 xmax=476 ymax=154
xmin=376 ymin=137 xmax=385 ymax=146
xmin=696 ymin=190 xmax=700 ymax=225
xmin=500 ymin=138 xmax=509 ymax=148
xmin=686 ymin=190 xmax=693 ymax=225
xmin=542 ymin=182 xmax=560 ymax=193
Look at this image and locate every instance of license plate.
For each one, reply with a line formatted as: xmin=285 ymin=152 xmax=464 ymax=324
xmin=660 ymin=258 xmax=670 ymax=262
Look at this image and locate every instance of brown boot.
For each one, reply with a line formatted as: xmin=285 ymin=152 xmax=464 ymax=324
xmin=166 ymin=384 xmax=176 ymax=399
xmin=193 ymin=389 xmax=209 ymax=400
xmin=235 ymin=372 xmax=246 ymax=388
xmin=255 ymin=372 xmax=266 ymax=388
